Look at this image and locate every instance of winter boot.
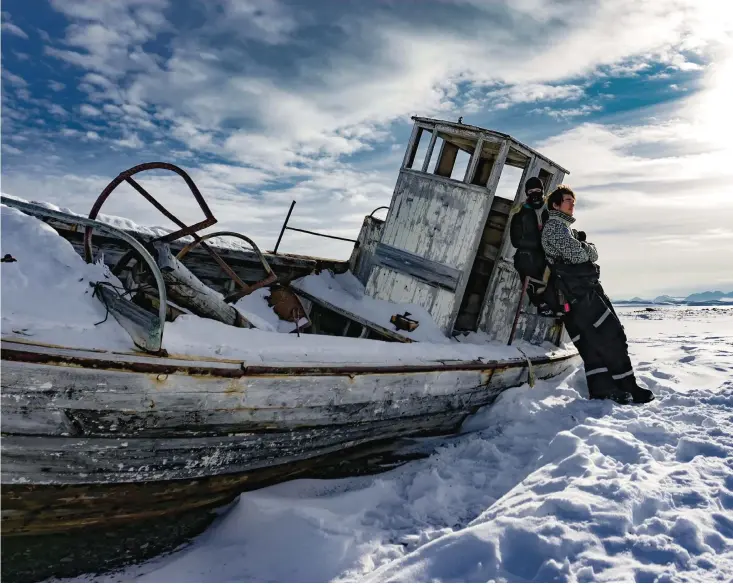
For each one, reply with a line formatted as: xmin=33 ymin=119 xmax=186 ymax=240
xmin=630 ymin=384 xmax=655 ymax=404
xmin=617 ymin=376 xmax=655 ymax=404
xmin=588 ymin=386 xmax=632 ymax=405
xmin=587 ymin=372 xmax=631 ymax=404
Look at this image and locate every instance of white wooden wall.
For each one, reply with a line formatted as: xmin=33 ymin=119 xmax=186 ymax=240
xmin=366 ymin=170 xmax=494 ymax=333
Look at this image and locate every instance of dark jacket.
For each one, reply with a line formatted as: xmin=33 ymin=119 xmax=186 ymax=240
xmin=510 ymin=205 xmax=548 ymax=281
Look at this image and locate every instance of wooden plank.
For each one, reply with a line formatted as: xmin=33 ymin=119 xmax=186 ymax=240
xmin=94 ymin=286 xmax=162 ymax=353
xmin=155 ymin=243 xmax=251 ymax=328
xmin=421 ymin=130 xmax=438 ymax=173
xmin=402 ymin=124 xmax=422 ymax=169
xmin=486 ymin=140 xmax=510 ymax=196
xmin=288 ymin=285 xmax=415 ymax=343
xmin=464 ymin=137 xmax=484 ymax=184
xmin=372 ymin=242 xmax=462 ymax=292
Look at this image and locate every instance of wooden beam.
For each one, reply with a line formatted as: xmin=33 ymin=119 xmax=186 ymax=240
xmin=485 ymin=140 xmax=510 ymax=196
xmin=464 ymin=137 xmax=484 ymax=184
xmin=402 ymin=124 xmax=422 ymax=169
xmin=421 ymin=130 xmax=438 ymax=173
xmin=289 ymin=285 xmax=415 ymax=343
xmin=372 ymin=243 xmax=462 ymax=291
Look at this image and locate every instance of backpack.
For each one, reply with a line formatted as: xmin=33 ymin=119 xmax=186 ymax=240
xmin=510 ymin=206 xmax=549 ymax=304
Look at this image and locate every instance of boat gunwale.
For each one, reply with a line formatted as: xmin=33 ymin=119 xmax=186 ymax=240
xmin=1 ymin=338 xmax=578 ymax=377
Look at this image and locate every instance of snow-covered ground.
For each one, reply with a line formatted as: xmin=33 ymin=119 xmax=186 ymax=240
xmin=67 ymin=305 xmax=733 ymax=583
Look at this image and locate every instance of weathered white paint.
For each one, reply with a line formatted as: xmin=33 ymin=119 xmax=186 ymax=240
xmin=421 ymin=130 xmax=438 ymax=173
xmin=348 ymin=215 xmax=385 ymax=285
xmin=401 ymin=124 xmax=422 ymax=169
xmin=1 ymin=343 xmax=579 ymax=489
xmin=366 ymin=169 xmax=494 ymax=333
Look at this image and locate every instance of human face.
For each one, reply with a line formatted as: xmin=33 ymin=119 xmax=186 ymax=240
xmin=555 ymin=194 xmax=575 ymax=216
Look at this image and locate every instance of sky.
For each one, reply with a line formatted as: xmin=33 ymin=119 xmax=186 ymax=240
xmin=1 ymin=0 xmax=732 ymax=299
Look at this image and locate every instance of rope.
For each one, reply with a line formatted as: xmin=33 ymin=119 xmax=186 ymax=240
xmin=91 ymin=280 xmax=140 ymax=326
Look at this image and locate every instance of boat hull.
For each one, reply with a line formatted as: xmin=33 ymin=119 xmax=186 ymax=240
xmin=1 ymin=339 xmax=580 ymax=537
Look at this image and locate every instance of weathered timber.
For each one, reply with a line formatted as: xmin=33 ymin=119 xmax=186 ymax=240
xmin=411 ymin=117 xmax=571 ymax=175
xmin=1 ymin=338 xmax=579 ymax=537
xmin=94 ymin=285 xmax=163 ymax=352
xmin=349 ymin=214 xmax=386 ymax=285
xmin=155 ymin=243 xmax=250 ymax=328
xmin=366 ymin=170 xmax=494 ymax=333
xmin=372 ymin=242 xmax=463 ymax=292
xmin=9 ymin=204 xmax=348 ymax=294
xmin=288 ymin=284 xmax=416 ymax=343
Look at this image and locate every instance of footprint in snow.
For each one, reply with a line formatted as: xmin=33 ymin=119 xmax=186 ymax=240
xmin=651 ymin=370 xmax=675 ymax=380
xmin=679 ymin=355 xmax=696 ymax=363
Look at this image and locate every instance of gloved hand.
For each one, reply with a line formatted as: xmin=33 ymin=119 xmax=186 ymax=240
xmin=576 ymin=230 xmax=586 ymax=242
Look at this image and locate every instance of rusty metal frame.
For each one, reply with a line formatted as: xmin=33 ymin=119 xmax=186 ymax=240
xmin=176 ymin=231 xmax=278 ymax=301
xmin=83 ymin=162 xmax=255 ymax=294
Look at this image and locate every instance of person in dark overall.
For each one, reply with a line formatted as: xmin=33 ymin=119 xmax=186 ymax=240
xmin=541 ymin=185 xmax=654 ymax=404
xmin=509 ymin=177 xmax=554 ymax=316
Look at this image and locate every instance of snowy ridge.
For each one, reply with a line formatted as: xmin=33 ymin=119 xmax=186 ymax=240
xmin=70 ymin=306 xmax=733 ymax=582
xmin=0 ymin=192 xmax=263 ymax=253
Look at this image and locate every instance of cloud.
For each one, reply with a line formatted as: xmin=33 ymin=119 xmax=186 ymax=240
xmin=48 ymin=80 xmax=66 ymax=91
xmin=3 ymin=0 xmax=733 ymax=296
xmin=48 ymin=104 xmax=69 ymax=118
xmin=1 ymin=13 xmax=28 ymax=39
xmin=490 ymin=84 xmax=586 ymax=110
xmin=2 ymin=144 xmax=22 ymax=155
xmin=79 ymin=104 xmax=102 ymax=116
xmin=44 ymin=0 xmax=169 ymax=77
xmin=530 ymin=104 xmax=603 ymax=119
xmin=114 ymin=132 xmax=143 ymax=148
xmin=2 ymin=70 xmax=28 ymax=87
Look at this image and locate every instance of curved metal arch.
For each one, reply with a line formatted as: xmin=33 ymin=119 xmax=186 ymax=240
xmin=83 ymin=162 xmax=217 ymax=263
xmin=83 ymin=162 xmax=255 ymax=295
xmin=176 ymin=231 xmax=278 ymax=301
xmin=369 ymin=206 xmax=389 ymax=218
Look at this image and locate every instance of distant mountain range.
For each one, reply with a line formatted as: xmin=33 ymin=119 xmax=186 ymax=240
xmin=616 ymin=290 xmax=733 ymax=305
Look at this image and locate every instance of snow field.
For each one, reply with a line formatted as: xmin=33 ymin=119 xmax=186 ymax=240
xmin=77 ymin=307 xmax=733 ymax=583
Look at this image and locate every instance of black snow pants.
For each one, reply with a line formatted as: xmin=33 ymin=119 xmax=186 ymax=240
xmin=563 ymin=318 xmax=618 ymax=398
xmin=553 ymin=262 xmax=647 ymax=402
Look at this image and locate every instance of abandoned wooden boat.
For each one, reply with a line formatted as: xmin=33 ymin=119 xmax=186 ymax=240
xmin=1 ymin=117 xmax=579 ymax=564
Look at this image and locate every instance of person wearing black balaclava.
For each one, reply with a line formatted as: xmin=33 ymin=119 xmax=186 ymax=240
xmin=509 ymin=176 xmax=553 ymax=314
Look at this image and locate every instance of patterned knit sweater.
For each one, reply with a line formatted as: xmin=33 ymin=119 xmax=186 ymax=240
xmin=541 ymin=210 xmax=598 ymax=264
